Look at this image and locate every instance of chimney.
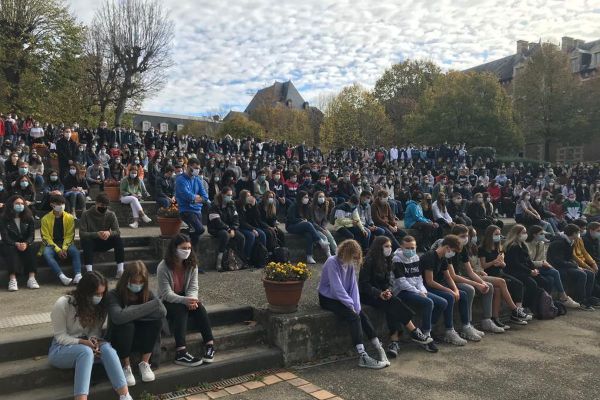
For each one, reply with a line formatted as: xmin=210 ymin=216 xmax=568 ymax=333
xmin=562 ymin=36 xmax=575 ymax=51
xmin=574 ymin=39 xmax=585 ymax=49
xmin=516 ymin=40 xmax=529 ymax=54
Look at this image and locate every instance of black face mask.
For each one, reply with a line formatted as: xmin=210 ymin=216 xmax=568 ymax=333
xmin=97 ymin=206 xmax=108 ymax=213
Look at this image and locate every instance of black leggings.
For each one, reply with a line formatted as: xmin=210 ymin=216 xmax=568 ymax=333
xmin=164 ymin=301 xmax=214 ymax=348
xmin=81 ymin=236 xmax=125 ymax=265
xmin=4 ymin=244 xmax=37 ymax=275
xmin=507 ymin=272 xmax=542 ymax=309
xmin=212 ymin=229 xmax=245 ymax=254
xmin=319 ymin=293 xmax=376 ymax=346
xmin=110 ymin=319 xmax=162 ymax=359
xmin=361 ymin=295 xmax=415 ymax=334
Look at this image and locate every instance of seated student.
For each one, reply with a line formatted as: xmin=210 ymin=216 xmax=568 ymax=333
xmin=466 ymin=226 xmax=523 ymax=329
xmin=49 ymin=271 xmax=133 ymax=400
xmin=504 ymin=224 xmax=551 ymax=312
xmin=41 ymin=170 xmax=65 ymax=211
xmin=359 ymin=236 xmax=432 ymax=358
xmin=583 ymin=192 xmax=600 ymax=222
xmin=572 ymin=219 xmax=599 ymax=276
xmin=318 ymin=239 xmax=388 ymax=369
xmin=157 ymin=234 xmax=215 ymax=367
xmin=432 ymin=193 xmax=455 ymax=230
xmin=547 ymin=224 xmax=597 ymax=310
xmin=259 ymin=191 xmax=286 ymax=252
xmin=269 ymin=170 xmax=287 ymax=209
xmin=236 ymin=190 xmax=267 ymax=263
xmin=120 ymin=168 xmax=152 ymax=229
xmin=310 ymin=191 xmax=337 ymax=256
xmin=207 ymin=187 xmax=245 ymax=270
xmin=155 ymin=165 xmax=176 ymax=209
xmin=286 ymin=191 xmax=329 ymax=264
xmin=525 ymin=225 xmax=580 ymax=308
xmin=482 ymin=192 xmax=504 ymax=229
xmin=80 ymin=194 xmax=125 ymax=278
xmin=86 ymin=159 xmax=105 ymax=192
xmin=253 ymin=169 xmax=270 ymax=198
xmin=284 ymin=172 xmax=299 ymax=205
xmin=582 ymin=221 xmax=600 ymax=265
xmin=106 ymin=261 xmax=166 ymax=386
xmin=447 ymin=192 xmax=472 ymax=226
xmin=357 ymin=190 xmax=388 ymax=244
xmin=404 ymin=192 xmax=439 ymax=251
xmin=12 ymin=174 xmax=36 ymax=208
xmin=392 ymin=235 xmax=443 ymax=352
xmin=563 ymin=193 xmax=582 ymax=222
xmin=467 ymin=192 xmax=495 ymax=231
xmin=371 ymin=189 xmax=406 ymax=248
xmin=40 ymin=195 xmax=82 ymax=286
xmin=63 ymin=165 xmax=89 ymax=217
xmin=419 ymin=235 xmax=471 ymax=346
xmin=478 ymin=225 xmax=532 ymax=323
xmin=1 ymin=195 xmax=38 ymax=291
xmin=334 ymin=195 xmax=370 ymax=251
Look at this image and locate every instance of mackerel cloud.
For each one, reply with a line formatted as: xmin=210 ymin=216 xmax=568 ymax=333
xmin=69 ymin=0 xmax=600 ymax=115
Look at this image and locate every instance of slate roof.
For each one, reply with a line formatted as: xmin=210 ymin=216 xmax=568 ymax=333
xmin=464 ymin=54 xmax=523 ymax=82
xmin=245 ymin=81 xmax=308 ymax=113
xmin=579 ymin=39 xmax=600 ymax=51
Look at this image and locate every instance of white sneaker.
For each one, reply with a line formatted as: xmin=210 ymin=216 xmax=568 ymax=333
xmin=481 ymin=318 xmax=505 ymax=333
xmin=306 ymin=255 xmax=316 ymax=264
xmin=138 ymin=361 xmax=155 ymax=382
xmin=8 ymin=279 xmax=18 ymax=292
xmin=358 ymin=353 xmax=387 ymax=369
xmin=59 ymin=274 xmax=73 ymax=286
xmin=375 ymin=343 xmax=390 ymax=366
xmin=129 ymin=221 xmax=139 ymax=229
xmin=443 ymin=329 xmax=468 ymax=346
xmin=472 ymin=326 xmax=485 ymax=337
xmin=27 ymin=278 xmax=40 ymax=289
xmin=119 ymin=394 xmax=133 ymax=400
xmin=562 ymin=296 xmax=580 ymax=309
xmin=460 ymin=325 xmax=482 ymax=342
xmin=141 ymin=215 xmax=152 ymax=223
xmin=72 ymin=273 xmax=83 ymax=284
xmin=123 ymin=365 xmax=136 ymax=386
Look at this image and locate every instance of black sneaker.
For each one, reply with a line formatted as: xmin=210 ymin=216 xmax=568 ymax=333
xmin=510 ymin=310 xmax=528 ymax=325
xmin=580 ymin=303 xmax=595 ymax=311
xmin=422 ymin=340 xmax=438 ymax=353
xmin=492 ymin=317 xmax=510 ymax=330
xmin=410 ymin=328 xmax=433 ymax=345
xmin=203 ymin=345 xmax=215 ymax=363
xmin=588 ymin=297 xmax=600 ymax=306
xmin=386 ymin=341 xmax=400 ymax=358
xmin=175 ymin=351 xmax=203 ymax=367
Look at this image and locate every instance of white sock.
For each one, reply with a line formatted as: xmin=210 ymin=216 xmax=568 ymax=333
xmin=117 ymin=263 xmax=124 ymax=272
xmin=355 ymin=344 xmax=366 ymax=355
xmin=370 ymin=338 xmax=382 ymax=348
xmin=423 ymin=330 xmax=431 ymax=337
xmin=85 ymin=265 xmax=93 ymax=272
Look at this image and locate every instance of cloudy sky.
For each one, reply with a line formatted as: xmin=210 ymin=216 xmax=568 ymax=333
xmin=68 ymin=0 xmax=600 ymax=116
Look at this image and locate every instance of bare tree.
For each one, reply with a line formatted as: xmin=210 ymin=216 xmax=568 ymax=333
xmin=95 ymin=0 xmax=174 ymax=125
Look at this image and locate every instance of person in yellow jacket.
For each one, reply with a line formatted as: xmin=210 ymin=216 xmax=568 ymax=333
xmin=40 ymin=194 xmax=82 ymax=286
xmin=573 ymin=219 xmax=599 ymax=273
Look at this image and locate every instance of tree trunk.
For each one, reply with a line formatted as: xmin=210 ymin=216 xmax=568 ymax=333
xmin=113 ymin=74 xmax=131 ymax=126
xmin=544 ymin=138 xmax=551 ymax=162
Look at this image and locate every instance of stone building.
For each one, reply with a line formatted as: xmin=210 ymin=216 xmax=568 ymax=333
xmin=465 ymin=37 xmax=600 ymax=162
xmin=132 ymin=111 xmax=220 ymax=135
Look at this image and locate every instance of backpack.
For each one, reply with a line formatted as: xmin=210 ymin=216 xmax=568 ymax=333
xmin=250 ymin=242 xmax=269 ymax=268
xmin=272 ymin=246 xmax=290 ymax=263
xmin=221 ymin=248 xmax=246 ymax=271
xmin=554 ymin=301 xmax=567 ymax=317
xmin=535 ymin=290 xmax=558 ymax=320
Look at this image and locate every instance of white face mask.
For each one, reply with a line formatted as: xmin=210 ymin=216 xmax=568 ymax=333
xmin=53 ymin=204 xmax=65 ymax=213
xmin=176 ymin=248 xmax=191 ymax=260
xmin=519 ymin=233 xmax=528 ymax=242
xmin=460 ymin=237 xmax=469 ymax=246
xmin=445 ymin=251 xmax=456 ymax=259
xmin=301 ymin=197 xmax=309 ymax=205
xmin=383 ymin=247 xmax=392 ymax=257
xmin=317 ymin=197 xmax=325 ymax=204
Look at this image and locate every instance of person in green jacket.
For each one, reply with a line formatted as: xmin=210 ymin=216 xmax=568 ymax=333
xmin=120 ymin=170 xmax=152 ymax=229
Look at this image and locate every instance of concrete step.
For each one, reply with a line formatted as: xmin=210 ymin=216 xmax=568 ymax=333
xmin=0 ymin=344 xmax=283 ymax=400
xmin=0 ymin=304 xmax=256 ymax=363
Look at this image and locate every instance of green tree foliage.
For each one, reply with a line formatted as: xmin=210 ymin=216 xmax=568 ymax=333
xmin=320 ymin=84 xmax=394 ymax=150
xmin=513 ymin=43 xmax=581 ymax=161
xmin=178 ymin=120 xmax=220 ymax=137
xmin=405 ymin=71 xmax=522 ymax=154
xmin=249 ymin=105 xmax=315 ymax=145
xmin=219 ymin=116 xmax=264 ymax=139
xmin=373 ymin=60 xmax=441 ymax=139
xmin=0 ymin=0 xmax=88 ymax=120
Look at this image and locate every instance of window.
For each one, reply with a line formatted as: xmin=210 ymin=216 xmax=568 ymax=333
xmin=159 ymin=122 xmax=168 ymax=133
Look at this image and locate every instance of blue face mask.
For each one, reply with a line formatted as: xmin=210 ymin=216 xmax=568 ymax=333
xmin=223 ymin=195 xmax=232 ymax=203
xmin=14 ymin=204 xmax=25 ymax=213
xmin=403 ymin=249 xmax=417 ymax=258
xmin=493 ymin=235 xmax=502 ymax=243
xmin=91 ymin=295 xmax=103 ymax=305
xmin=127 ymin=283 xmax=144 ymax=293
xmin=20 ymin=181 xmax=29 ymax=188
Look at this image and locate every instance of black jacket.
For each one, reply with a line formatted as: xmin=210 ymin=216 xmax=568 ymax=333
xmin=259 ymin=206 xmax=278 ymax=228
xmin=155 ymin=175 xmax=175 ymax=199
xmin=467 ymin=201 xmax=487 ymax=221
xmin=207 ymin=202 xmax=239 ymax=234
xmin=0 ymin=216 xmax=35 ymax=246
xmin=358 ymin=256 xmax=393 ymax=301
xmin=547 ymin=236 xmax=577 ymax=269
xmin=583 ymin=233 xmax=599 ymax=263
xmin=237 ymin=203 xmax=267 ymax=231
xmin=505 ymin=243 xmax=535 ymax=276
xmin=56 ymin=138 xmax=78 ymax=166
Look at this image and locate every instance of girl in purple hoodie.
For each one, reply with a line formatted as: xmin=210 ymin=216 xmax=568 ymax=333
xmin=318 ymin=239 xmax=388 ymax=369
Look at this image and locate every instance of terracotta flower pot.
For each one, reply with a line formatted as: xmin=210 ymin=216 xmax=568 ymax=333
xmin=157 ymin=216 xmax=182 ymax=238
xmin=104 ymin=186 xmax=120 ymax=202
xmin=262 ymin=279 xmax=305 ymax=313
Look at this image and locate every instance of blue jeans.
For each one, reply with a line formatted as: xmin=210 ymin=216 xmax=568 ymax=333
xmin=427 ymin=287 xmax=470 ymax=328
xmin=539 ymin=267 xmax=565 ymax=294
xmin=180 ymin=211 xmax=205 ymax=247
xmin=156 ymin=196 xmax=171 ymax=209
xmin=398 ymin=291 xmax=447 ymax=333
xmin=64 ymin=191 xmax=86 ymax=213
xmin=558 ymin=267 xmax=595 ymax=304
xmin=43 ymin=244 xmax=81 ymax=277
xmin=240 ymin=228 xmax=266 ymax=259
xmin=338 ymin=226 xmax=370 ymax=250
xmin=48 ymin=341 xmax=127 ymax=396
xmin=286 ymin=221 xmax=321 ymax=256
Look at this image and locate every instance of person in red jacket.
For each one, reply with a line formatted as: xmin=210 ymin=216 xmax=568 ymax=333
xmin=487 ymin=180 xmax=502 ymax=212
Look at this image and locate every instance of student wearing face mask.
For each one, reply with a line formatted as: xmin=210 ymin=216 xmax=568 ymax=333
xmin=49 ymin=271 xmax=134 ymax=400
xmin=106 ymin=261 xmax=166 ymax=386
xmin=335 ymin=195 xmax=371 ymax=251
xmin=582 ymin=222 xmax=600 ymax=268
xmin=175 ymin=158 xmax=209 ymax=248
xmin=40 ymin=195 xmax=82 ymax=286
xmin=120 ymin=166 xmax=152 ymax=229
xmin=547 ymin=224 xmax=597 ymax=310
xmin=318 ymin=240 xmax=388 ymax=369
xmin=80 ymin=194 xmax=126 ymax=278
xmin=56 ymin=128 xmax=78 ymax=180
xmin=259 ymin=191 xmax=286 ymax=251
xmin=63 ymin=165 xmax=88 ymax=217
xmin=235 ymin=190 xmax=267 ymax=262
xmin=1 ymin=195 xmax=38 ymax=291
xmin=110 ymin=156 xmax=125 ymax=181
xmin=12 ymin=175 xmax=36 ymax=208
xmin=359 ymin=237 xmax=432 ymax=359
xmin=208 ymin=187 xmax=246 ymax=270
xmin=286 ymin=191 xmax=329 ymax=264
xmin=157 ymin=234 xmax=215 ymax=367
xmin=125 ymin=157 xmax=151 ymax=198
xmin=253 ymin=169 xmax=270 ymax=198
xmin=310 ymin=190 xmax=337 ymax=256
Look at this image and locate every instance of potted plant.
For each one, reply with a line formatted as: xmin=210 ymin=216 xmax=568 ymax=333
xmin=48 ymin=152 xmax=59 ymax=171
xmin=263 ymin=261 xmax=311 ymax=313
xmin=32 ymin=143 xmax=48 ymax=157
xmin=104 ymin=178 xmax=121 ymax=202
xmin=157 ymin=203 xmax=182 ymax=238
